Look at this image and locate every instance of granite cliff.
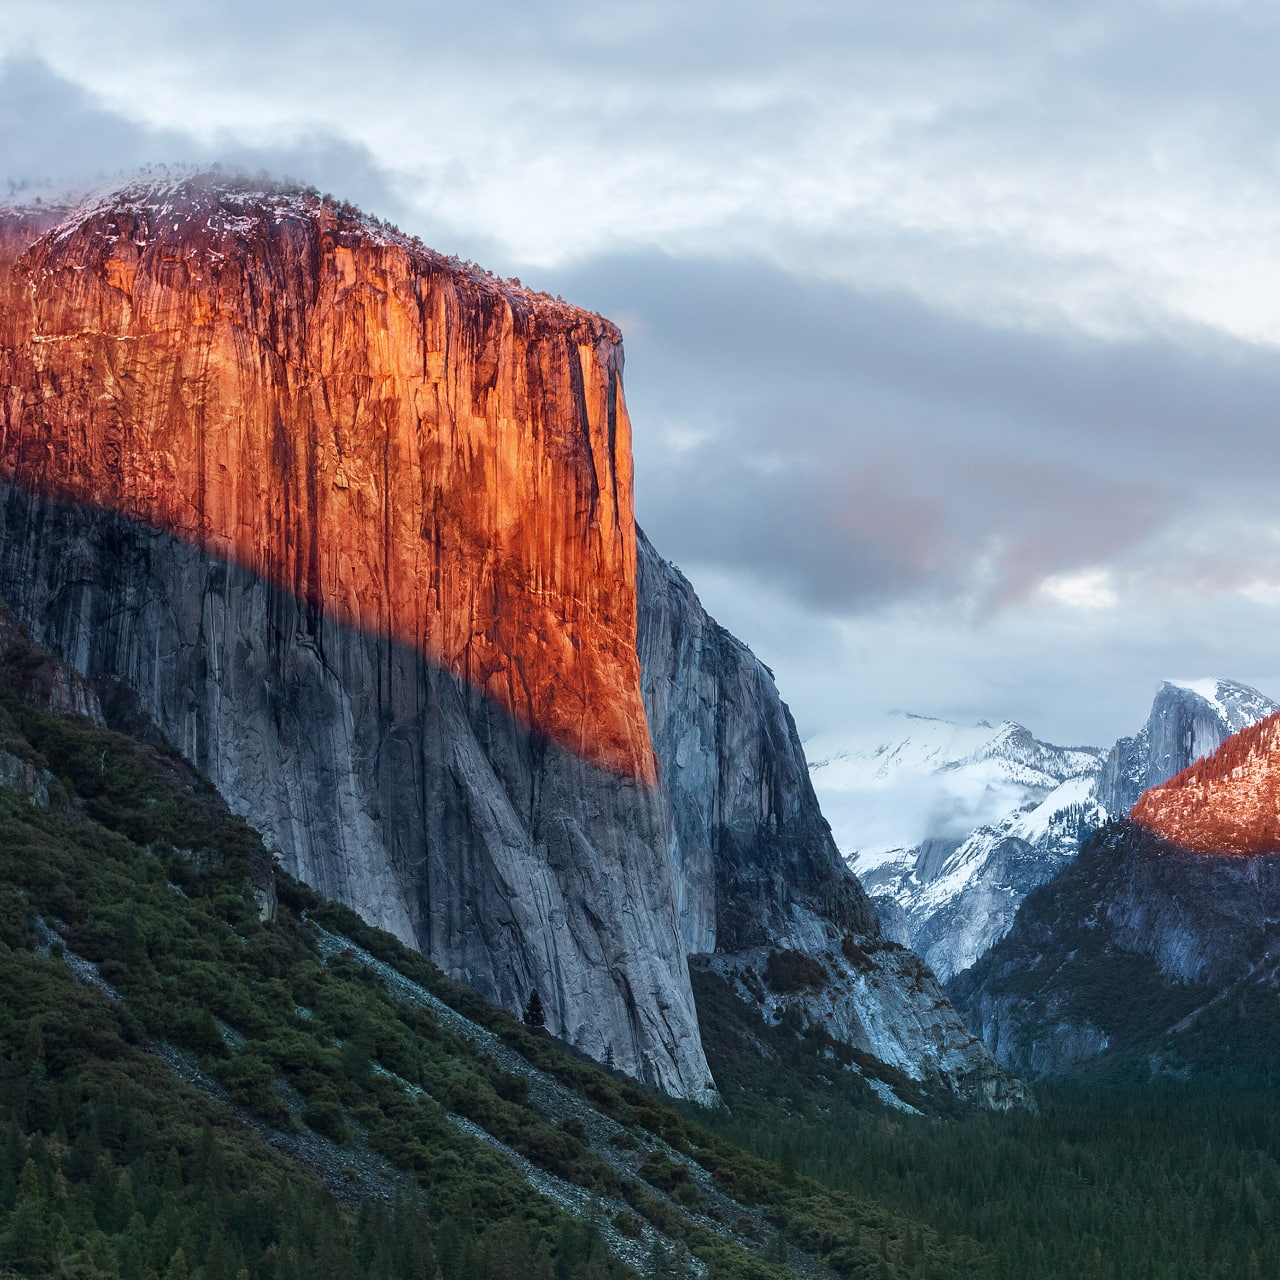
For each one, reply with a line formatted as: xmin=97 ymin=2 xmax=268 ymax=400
xmin=639 ymin=538 xmax=1025 ymax=1108
xmin=0 ymin=173 xmax=1019 ymax=1107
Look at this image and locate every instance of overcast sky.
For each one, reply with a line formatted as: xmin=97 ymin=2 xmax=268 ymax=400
xmin=5 ymin=0 xmax=1280 ymax=750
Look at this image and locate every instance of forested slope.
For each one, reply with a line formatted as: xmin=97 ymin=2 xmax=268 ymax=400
xmin=0 ymin=618 xmax=990 ymax=1280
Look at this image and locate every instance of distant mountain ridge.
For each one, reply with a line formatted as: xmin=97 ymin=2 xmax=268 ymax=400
xmin=1096 ymin=678 xmax=1280 ymax=816
xmin=810 ymin=679 xmax=1277 ymax=981
xmin=948 ymin=816 xmax=1280 ymax=1082
xmin=945 ymin=693 xmax=1280 ymax=1081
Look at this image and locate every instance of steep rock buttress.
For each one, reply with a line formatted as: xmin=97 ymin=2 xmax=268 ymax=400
xmin=0 ymin=175 xmax=1021 ymax=1107
xmin=0 ymin=177 xmax=711 ymax=1100
xmin=638 ymin=535 xmax=1028 ymax=1109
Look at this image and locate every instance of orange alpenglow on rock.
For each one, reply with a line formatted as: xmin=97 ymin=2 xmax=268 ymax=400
xmin=0 ymin=176 xmax=658 ymax=784
xmin=1130 ymin=710 xmax=1280 ymax=855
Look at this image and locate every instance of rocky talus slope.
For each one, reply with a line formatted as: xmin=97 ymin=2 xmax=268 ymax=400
xmin=0 ymin=173 xmax=1018 ymax=1108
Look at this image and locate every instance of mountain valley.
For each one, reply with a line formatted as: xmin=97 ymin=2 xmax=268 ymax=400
xmin=6 ymin=170 xmax=1280 ymax=1280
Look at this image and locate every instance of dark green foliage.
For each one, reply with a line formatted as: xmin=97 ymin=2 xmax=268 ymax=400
xmin=0 ymin=688 xmax=636 ymax=1280
xmin=524 ymin=988 xmax=547 ymax=1028
xmin=687 ymin=932 xmax=1280 ymax=1279
xmin=688 ymin=964 xmax=1280 ymax=1280
xmin=14 ymin=643 xmax=1273 ymax=1278
xmin=305 ymin=904 xmax=1004 ymax=1278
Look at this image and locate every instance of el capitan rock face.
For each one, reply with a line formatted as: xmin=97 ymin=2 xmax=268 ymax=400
xmin=0 ymin=176 xmax=706 ymax=1098
xmin=0 ymin=174 xmax=1020 ymax=1108
xmin=0 ymin=177 xmax=653 ymax=782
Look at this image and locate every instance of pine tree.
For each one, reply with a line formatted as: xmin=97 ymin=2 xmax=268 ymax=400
xmin=778 ymin=1140 xmax=797 ymax=1186
xmin=164 ymin=1247 xmax=191 ymax=1280
xmin=2 ymin=1159 xmax=54 ymax=1275
xmin=522 ymin=989 xmax=545 ymax=1029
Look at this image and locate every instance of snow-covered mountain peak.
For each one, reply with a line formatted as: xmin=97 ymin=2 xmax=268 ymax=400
xmin=1159 ymin=678 xmax=1277 ymax=733
xmin=806 ymin=713 xmax=1104 ymax=876
xmin=814 ymin=676 xmax=1276 ymax=983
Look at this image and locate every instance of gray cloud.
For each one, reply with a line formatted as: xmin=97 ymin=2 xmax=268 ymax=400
xmin=0 ymin=56 xmax=421 ymax=238
xmin=549 ymin=252 xmax=1280 ymax=613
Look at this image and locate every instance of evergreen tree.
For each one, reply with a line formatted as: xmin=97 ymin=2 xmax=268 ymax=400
xmin=2 ymin=1160 xmax=54 ymax=1275
xmin=522 ymin=989 xmax=545 ymax=1029
xmin=778 ymin=1140 xmax=797 ymax=1186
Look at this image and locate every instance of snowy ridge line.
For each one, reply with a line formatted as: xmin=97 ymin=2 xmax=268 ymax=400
xmin=1162 ymin=679 xmax=1276 ymax=734
xmin=830 ymin=677 xmax=1279 ymax=983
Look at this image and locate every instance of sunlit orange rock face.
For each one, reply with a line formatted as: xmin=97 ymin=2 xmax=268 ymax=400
xmin=0 ymin=179 xmax=656 ymax=783
xmin=1130 ymin=711 xmax=1280 ymax=855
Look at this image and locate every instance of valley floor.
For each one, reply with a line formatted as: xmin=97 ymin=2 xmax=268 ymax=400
xmin=693 ymin=1080 xmax=1279 ymax=1280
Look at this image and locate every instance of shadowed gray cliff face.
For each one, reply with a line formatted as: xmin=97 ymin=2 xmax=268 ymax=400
xmin=0 ymin=485 xmax=1023 ymax=1108
xmin=637 ymin=532 xmax=1029 ymax=1109
xmin=637 ymin=529 xmax=875 ymax=956
xmin=950 ymin=822 xmax=1280 ymax=1081
xmin=0 ymin=484 xmax=716 ymax=1103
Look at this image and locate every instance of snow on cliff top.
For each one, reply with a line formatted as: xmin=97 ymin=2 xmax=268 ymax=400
xmin=1162 ymin=678 xmax=1278 ymax=732
xmin=1 ymin=168 xmax=613 ymax=336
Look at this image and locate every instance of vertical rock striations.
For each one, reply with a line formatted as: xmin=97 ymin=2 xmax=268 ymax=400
xmin=0 ymin=176 xmax=654 ymax=782
xmin=637 ymin=529 xmax=875 ymax=956
xmin=0 ymin=173 xmax=1019 ymax=1107
xmin=0 ymin=175 xmax=710 ymax=1100
xmin=637 ymin=536 xmax=1028 ymax=1109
